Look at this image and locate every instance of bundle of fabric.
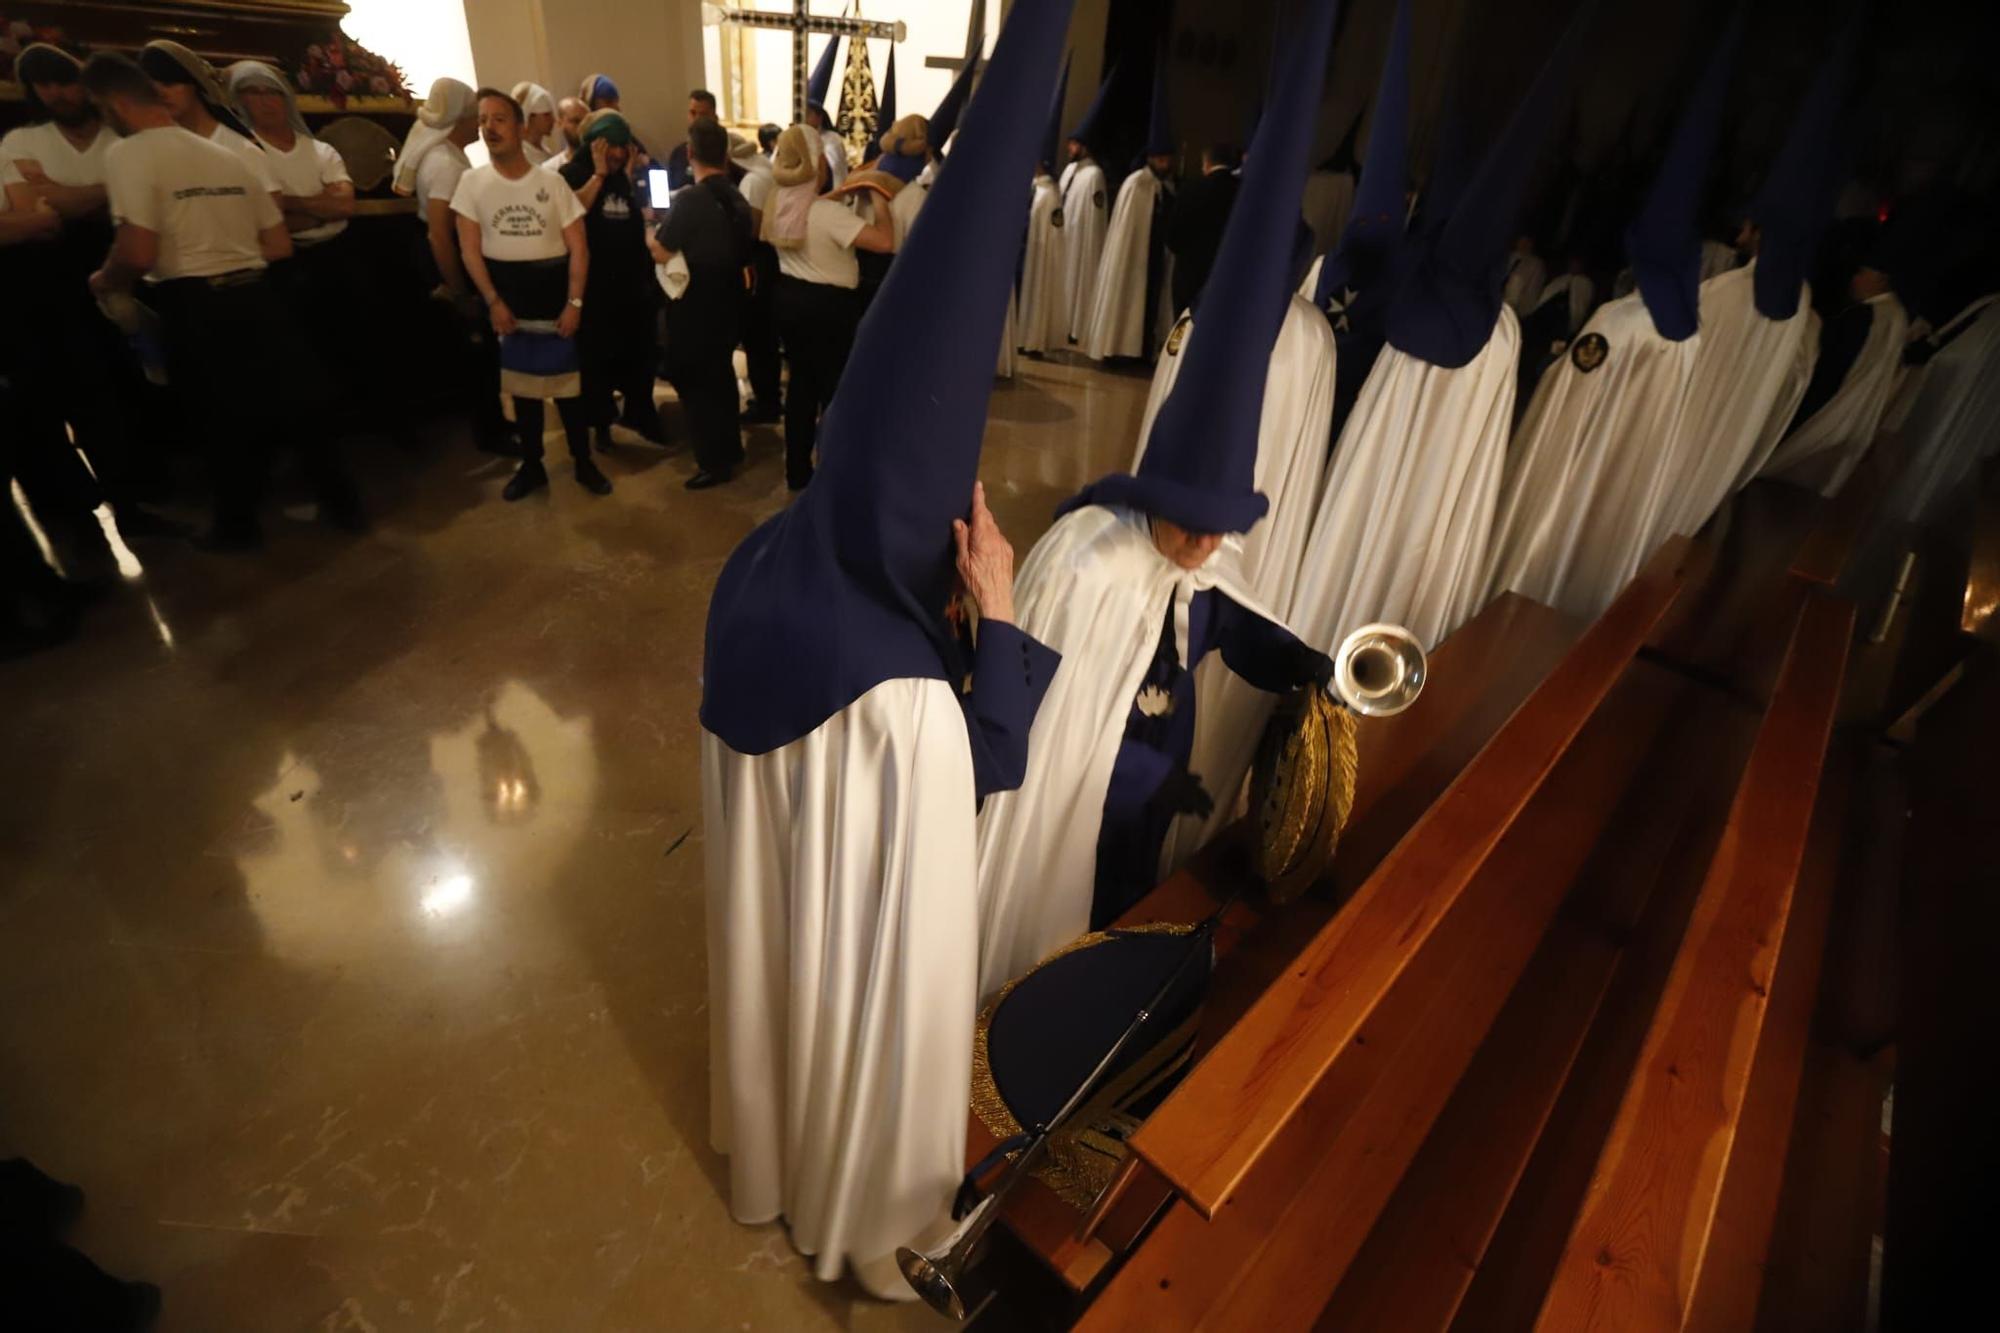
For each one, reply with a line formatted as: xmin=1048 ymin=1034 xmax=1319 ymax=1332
xmin=763 ymin=123 xmax=823 ymax=249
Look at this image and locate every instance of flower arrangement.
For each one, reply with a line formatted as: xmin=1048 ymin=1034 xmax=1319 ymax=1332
xmin=295 ymin=30 xmax=409 ymax=106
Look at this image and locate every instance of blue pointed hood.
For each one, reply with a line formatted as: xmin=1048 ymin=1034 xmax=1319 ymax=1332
xmin=806 ymin=31 xmax=840 ymax=114
xmin=1059 ymin=0 xmax=1344 ymax=536
xmin=1385 ymin=0 xmax=1598 ymax=368
xmin=1144 ymin=39 xmax=1174 ymax=159
xmin=1626 ymin=12 xmax=1742 ymax=341
xmin=929 ymin=36 xmax=984 ymax=151
xmin=1748 ymin=7 xmax=1862 ymax=319
xmin=873 ymin=44 xmax=897 ymax=151
xmin=1040 ymin=53 xmax=1071 ymax=174
xmin=1068 ymin=60 xmax=1121 ymax=154
xmin=700 ymin=0 xmax=1079 ymax=755
xmin=1314 ymin=0 xmax=1411 ymax=314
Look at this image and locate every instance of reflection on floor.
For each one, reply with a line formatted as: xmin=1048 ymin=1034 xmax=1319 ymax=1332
xmin=0 ymin=353 xmax=1148 ymax=1331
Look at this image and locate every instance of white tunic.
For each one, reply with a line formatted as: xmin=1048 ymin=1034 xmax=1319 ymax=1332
xmin=1136 ymin=297 xmax=1337 ymax=870
xmin=1081 ymin=167 xmax=1173 ymax=361
xmin=1059 ymin=158 xmax=1109 ymax=342
xmin=1880 ymin=294 xmax=2000 ymax=528
xmin=1657 ymin=262 xmax=1818 ymax=538
xmin=1017 ymin=173 xmax=1068 ymax=354
xmin=1484 ymin=294 xmax=1703 ymax=620
xmin=702 ymin=678 xmax=982 ymax=1300
xmin=973 ymin=507 xmax=1271 ymax=997
xmin=1761 ymin=290 xmax=1910 ymax=496
xmin=1290 ymin=308 xmax=1523 ymax=653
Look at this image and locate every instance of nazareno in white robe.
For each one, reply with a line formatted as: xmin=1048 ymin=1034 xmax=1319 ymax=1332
xmin=1081 ymin=166 xmax=1174 ymax=361
xmin=1290 ymin=305 xmax=1523 ymax=653
xmin=1059 ymin=157 xmax=1109 ymax=342
xmin=705 ymin=679 xmax=990 ymax=1300
xmin=1657 ymin=261 xmax=1819 ymax=538
xmin=1017 ymin=173 xmax=1068 ymax=354
xmin=1135 ymin=296 xmax=1338 ymax=872
xmin=1484 ymin=292 xmax=1703 ymax=620
xmin=1761 ymin=290 xmax=1911 ymax=496
xmin=973 ymin=506 xmax=1274 ymax=997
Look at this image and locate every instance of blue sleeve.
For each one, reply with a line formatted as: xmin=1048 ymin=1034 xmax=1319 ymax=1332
xmin=1211 ymin=591 xmax=1330 ymax=693
xmin=963 ymin=619 xmax=1061 ymax=801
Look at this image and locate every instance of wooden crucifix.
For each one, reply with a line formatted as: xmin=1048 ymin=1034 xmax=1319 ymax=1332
xmin=923 ymin=0 xmax=987 ymax=73
xmin=704 ymin=2 xmax=906 ymax=122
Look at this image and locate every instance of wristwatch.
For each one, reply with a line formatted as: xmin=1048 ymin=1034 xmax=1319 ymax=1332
xmin=567 ymin=297 xmax=584 ymax=309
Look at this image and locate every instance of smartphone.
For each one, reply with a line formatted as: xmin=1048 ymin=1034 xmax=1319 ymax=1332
xmin=648 ymin=168 xmax=671 ymax=207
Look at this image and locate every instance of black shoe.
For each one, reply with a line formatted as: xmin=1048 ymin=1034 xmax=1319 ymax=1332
xmin=740 ymin=400 xmax=781 ymax=425
xmin=194 ymin=520 xmax=263 ymax=552
xmin=786 ymin=471 xmax=813 ymax=493
xmin=685 ymin=468 xmax=733 ymax=491
xmin=574 ymin=458 xmax=613 ymax=495
xmin=502 ymin=461 xmax=548 ymax=501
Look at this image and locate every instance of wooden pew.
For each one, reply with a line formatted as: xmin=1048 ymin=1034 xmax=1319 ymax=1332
xmin=1533 ymin=592 xmax=1852 ymax=1330
xmin=964 ymin=592 xmax=1588 ymax=1292
xmin=1066 ymin=540 xmax=1698 ymax=1330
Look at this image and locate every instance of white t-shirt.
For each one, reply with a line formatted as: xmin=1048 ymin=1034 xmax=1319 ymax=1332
xmin=414 ymin=141 xmax=470 ymax=216
xmin=737 ymin=168 xmax=773 ymax=215
xmin=450 ymin=161 xmax=582 ymax=262
xmin=254 ymin=132 xmax=352 ymax=244
xmin=207 ymin=123 xmax=279 ymax=196
xmin=776 ymin=197 xmax=865 ymax=288
xmin=104 ymin=126 xmax=281 ymax=281
xmin=0 ymin=120 xmax=114 ymax=192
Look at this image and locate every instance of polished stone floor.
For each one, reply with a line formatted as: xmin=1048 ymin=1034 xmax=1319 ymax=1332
xmin=0 ymin=353 xmax=1148 ymax=1331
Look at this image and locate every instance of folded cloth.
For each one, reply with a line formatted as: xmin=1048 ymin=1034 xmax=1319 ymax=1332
xmin=488 ymin=256 xmax=580 ymax=398
xmin=655 ymin=252 xmax=691 ymax=302
xmin=394 ymin=78 xmax=476 ymax=196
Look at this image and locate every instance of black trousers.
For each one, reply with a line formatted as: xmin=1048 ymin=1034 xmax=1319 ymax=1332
xmin=272 ymin=232 xmax=398 ymax=439
xmin=743 ymin=245 xmax=782 ymax=409
xmin=663 ymin=333 xmax=744 ymax=476
xmin=513 ymin=396 xmax=590 ymax=463
xmin=774 ymin=275 xmax=859 ymax=487
xmin=579 ymin=293 xmax=658 ymax=432
xmin=150 ymin=271 xmax=354 ymax=534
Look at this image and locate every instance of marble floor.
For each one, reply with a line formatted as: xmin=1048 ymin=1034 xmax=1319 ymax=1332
xmin=0 ymin=353 xmax=1149 ymax=1331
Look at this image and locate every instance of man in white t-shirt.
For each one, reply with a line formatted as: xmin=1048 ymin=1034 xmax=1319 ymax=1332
xmin=2 ymin=43 xmax=163 ymax=539
xmin=137 ymin=41 xmax=281 ymax=208
xmin=82 ymin=53 xmax=363 ymax=550
xmin=227 ymin=62 xmax=353 ymax=245
xmin=453 ymin=87 xmax=605 ymax=502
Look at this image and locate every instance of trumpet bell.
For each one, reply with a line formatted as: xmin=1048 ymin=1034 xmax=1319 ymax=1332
xmin=1332 ymin=622 xmax=1427 ymax=717
xmin=896 ymin=1245 xmax=968 ymax=1320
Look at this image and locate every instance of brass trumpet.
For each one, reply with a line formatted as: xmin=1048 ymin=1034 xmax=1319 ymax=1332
xmin=1329 ymin=621 xmax=1427 ymax=717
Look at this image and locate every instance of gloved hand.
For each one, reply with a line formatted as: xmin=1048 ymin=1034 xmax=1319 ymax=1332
xmin=1150 ymin=769 xmax=1214 ymax=819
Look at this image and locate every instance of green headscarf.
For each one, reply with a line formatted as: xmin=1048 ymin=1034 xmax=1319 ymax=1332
xmin=579 ymin=109 xmax=631 ymax=149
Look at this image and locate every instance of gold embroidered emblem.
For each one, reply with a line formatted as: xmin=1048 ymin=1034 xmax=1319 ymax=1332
xmin=1165 ymin=316 xmax=1191 ymax=356
xmin=1571 ymin=332 xmax=1609 ymax=373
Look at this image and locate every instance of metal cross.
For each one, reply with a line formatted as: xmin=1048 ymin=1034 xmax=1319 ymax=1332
xmin=704 ymin=2 xmax=905 ymax=123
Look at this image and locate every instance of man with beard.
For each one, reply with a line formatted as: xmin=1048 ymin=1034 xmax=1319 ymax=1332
xmin=1 ymin=43 xmax=165 ymax=544
xmin=550 ymin=96 xmax=588 ymax=170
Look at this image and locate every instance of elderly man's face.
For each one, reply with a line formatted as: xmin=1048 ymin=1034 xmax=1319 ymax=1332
xmin=479 ymin=97 xmax=523 ymax=154
xmin=557 ymin=98 xmax=588 ymax=147
xmin=1151 ymin=519 xmax=1224 ymax=570
xmin=32 ymin=79 xmax=93 ymax=126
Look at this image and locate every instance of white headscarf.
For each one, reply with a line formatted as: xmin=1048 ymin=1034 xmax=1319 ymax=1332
xmin=765 ymin=123 xmax=824 ymax=250
xmin=393 ymin=77 xmax=476 ymax=197
xmin=510 ymin=81 xmax=562 ymax=161
xmin=226 ymin=61 xmax=311 ymax=143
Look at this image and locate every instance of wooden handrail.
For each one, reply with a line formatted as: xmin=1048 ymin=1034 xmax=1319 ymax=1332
xmin=1129 ymin=537 xmax=1698 ymax=1217
xmin=1532 ymin=592 xmax=1852 ymax=1331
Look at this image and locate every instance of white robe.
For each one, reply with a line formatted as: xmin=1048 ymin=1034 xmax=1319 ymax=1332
xmin=1059 ymin=158 xmax=1109 ymax=343
xmin=1017 ymin=174 xmax=1069 ymax=355
xmin=1081 ymin=168 xmax=1174 ymax=361
xmin=1761 ymin=290 xmax=1911 ymax=496
xmin=1301 ymin=169 xmax=1356 ymax=257
xmin=1503 ymin=253 xmax=1549 ymax=316
xmin=1878 ymin=294 xmax=2000 ymax=529
xmin=1484 ymin=293 xmax=1703 ymax=620
xmin=1134 ymin=297 xmax=1337 ymax=870
xmin=1700 ymin=239 xmax=1741 ymax=282
xmin=973 ymin=507 xmax=1272 ymax=997
xmin=1657 ymin=262 xmax=1818 ymax=538
xmin=1881 ymin=295 xmax=1998 ymax=435
xmin=1289 ymin=308 xmax=1523 ymax=653
xmin=702 ymin=679 xmax=981 ymax=1300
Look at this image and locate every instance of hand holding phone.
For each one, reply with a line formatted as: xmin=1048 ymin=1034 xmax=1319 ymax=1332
xmin=648 ymin=168 xmax=672 ymax=208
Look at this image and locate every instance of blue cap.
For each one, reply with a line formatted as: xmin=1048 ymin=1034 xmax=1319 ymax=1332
xmin=806 ymin=33 xmax=840 ymax=112
xmin=1314 ymin=0 xmax=1412 ymax=324
xmin=929 ymin=36 xmax=984 ymax=150
xmin=1748 ymin=7 xmax=1862 ymax=319
xmin=1068 ymin=60 xmax=1122 ymax=152
xmin=1385 ymin=0 xmax=1598 ymax=368
xmin=701 ymin=0 xmax=1079 ymax=755
xmin=1058 ymin=0 xmax=1344 ymax=536
xmin=1144 ymin=38 xmax=1174 ymax=159
xmin=1041 ymin=52 xmax=1071 ymax=173
xmin=1626 ymin=13 xmax=1743 ymax=341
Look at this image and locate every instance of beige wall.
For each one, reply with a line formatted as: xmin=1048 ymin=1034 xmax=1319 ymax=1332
xmin=462 ymin=0 xmax=705 ymax=160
